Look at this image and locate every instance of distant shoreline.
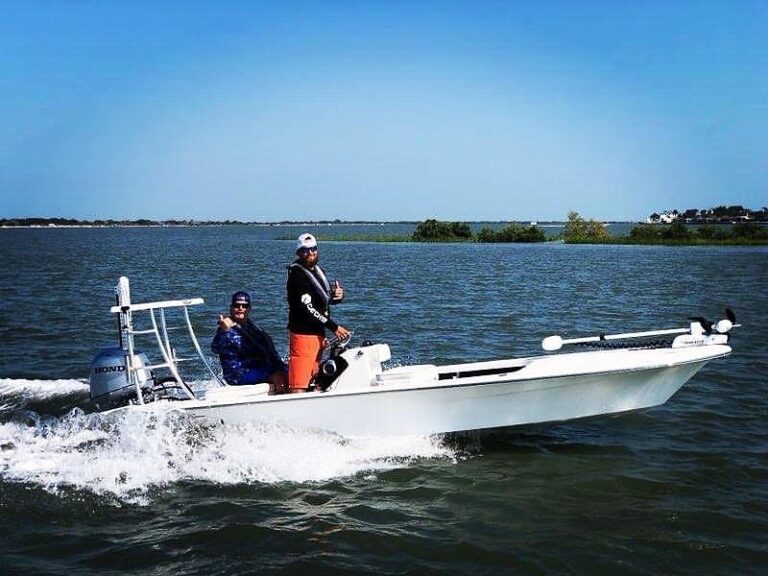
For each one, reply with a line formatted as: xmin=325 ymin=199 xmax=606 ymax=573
xmin=3 ymin=218 xmax=766 ymax=246
xmin=0 ymin=219 xmax=418 ymax=228
xmin=0 ymin=219 xmax=629 ymax=229
xmin=3 ymin=218 xmax=765 ymax=229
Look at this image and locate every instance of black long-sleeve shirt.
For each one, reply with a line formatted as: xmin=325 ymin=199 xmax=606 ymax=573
xmin=286 ymin=261 xmax=342 ymax=336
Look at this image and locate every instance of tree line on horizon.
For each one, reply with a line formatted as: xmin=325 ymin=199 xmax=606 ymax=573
xmin=556 ymin=212 xmax=768 ymax=244
xmin=4 ymin=205 xmax=767 ymax=246
xmin=411 ymin=219 xmax=547 ymax=243
xmin=5 ymin=204 xmax=767 ymax=229
xmin=650 ymin=205 xmax=768 ymax=223
xmin=410 ymin=211 xmax=768 ymax=245
xmin=0 ymin=217 xmax=248 ymax=227
xmin=0 ymin=217 xmax=422 ymax=227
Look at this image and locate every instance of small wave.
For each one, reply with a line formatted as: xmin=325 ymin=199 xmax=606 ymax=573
xmin=0 ymin=404 xmax=455 ymax=505
xmin=0 ymin=378 xmax=88 ymax=398
xmin=0 ymin=378 xmax=90 ymax=417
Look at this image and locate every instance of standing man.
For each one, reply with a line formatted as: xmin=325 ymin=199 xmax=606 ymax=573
xmin=286 ymin=233 xmax=350 ymax=392
xmin=212 ymin=291 xmax=288 ymax=393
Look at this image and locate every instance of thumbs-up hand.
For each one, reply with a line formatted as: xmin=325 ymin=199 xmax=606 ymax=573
xmin=332 ymin=279 xmax=344 ymax=301
xmin=218 ymin=314 xmax=235 ymax=331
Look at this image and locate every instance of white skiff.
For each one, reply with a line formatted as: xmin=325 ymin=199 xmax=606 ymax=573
xmin=89 ymin=277 xmax=736 ymax=436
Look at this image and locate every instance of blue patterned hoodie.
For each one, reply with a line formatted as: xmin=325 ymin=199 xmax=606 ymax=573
xmin=211 ymin=320 xmax=286 ymax=385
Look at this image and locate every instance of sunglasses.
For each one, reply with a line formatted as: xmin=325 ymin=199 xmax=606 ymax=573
xmin=298 ymin=246 xmax=318 ymax=254
xmin=231 ymin=303 xmax=250 ymax=309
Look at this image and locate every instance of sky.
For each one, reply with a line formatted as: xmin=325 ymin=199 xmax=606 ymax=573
xmin=1 ymin=1 xmax=766 ymax=222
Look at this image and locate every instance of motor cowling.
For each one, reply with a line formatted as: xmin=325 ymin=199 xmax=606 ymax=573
xmin=89 ymin=347 xmax=153 ymax=411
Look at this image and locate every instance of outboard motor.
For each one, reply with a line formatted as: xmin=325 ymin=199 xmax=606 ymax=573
xmin=89 ymin=346 xmax=153 ymax=411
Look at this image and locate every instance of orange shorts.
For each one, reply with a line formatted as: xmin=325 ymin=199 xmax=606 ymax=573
xmin=288 ymin=332 xmax=324 ymax=391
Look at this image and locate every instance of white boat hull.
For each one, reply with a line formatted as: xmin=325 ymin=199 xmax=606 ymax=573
xmin=125 ymin=344 xmax=731 ymax=437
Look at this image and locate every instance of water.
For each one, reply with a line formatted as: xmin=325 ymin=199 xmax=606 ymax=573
xmin=1 ymin=226 xmax=766 ymax=575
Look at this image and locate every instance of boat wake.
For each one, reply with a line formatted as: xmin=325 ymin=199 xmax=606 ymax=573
xmin=0 ymin=378 xmax=456 ymax=506
xmin=0 ymin=377 xmax=90 ymax=416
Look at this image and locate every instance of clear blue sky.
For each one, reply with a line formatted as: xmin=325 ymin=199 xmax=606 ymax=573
xmin=1 ymin=1 xmax=766 ymax=221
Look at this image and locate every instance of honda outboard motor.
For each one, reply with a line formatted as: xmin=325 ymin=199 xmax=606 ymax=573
xmin=89 ymin=346 xmax=153 ymax=411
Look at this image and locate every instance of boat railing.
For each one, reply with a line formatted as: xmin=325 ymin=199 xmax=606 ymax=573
xmin=110 ymin=276 xmax=225 ymax=405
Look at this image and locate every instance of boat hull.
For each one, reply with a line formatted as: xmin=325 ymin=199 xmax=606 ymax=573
xmin=167 ymin=344 xmax=730 ymax=436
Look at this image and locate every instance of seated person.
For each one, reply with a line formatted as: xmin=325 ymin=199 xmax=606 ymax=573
xmin=211 ymin=291 xmax=287 ymax=393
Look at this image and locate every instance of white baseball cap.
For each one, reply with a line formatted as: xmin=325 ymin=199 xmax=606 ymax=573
xmin=295 ymin=233 xmax=318 ymax=251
